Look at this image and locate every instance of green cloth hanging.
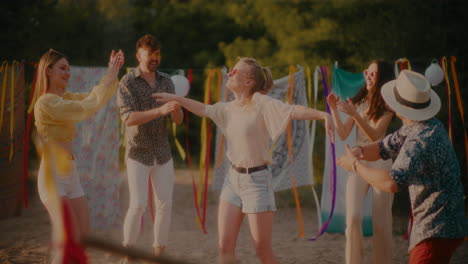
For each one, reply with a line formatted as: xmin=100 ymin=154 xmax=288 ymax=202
xmin=331 ymin=65 xmax=365 ymax=99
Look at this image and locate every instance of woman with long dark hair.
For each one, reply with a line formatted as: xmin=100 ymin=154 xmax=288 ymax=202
xmin=327 ymin=60 xmax=395 ymax=264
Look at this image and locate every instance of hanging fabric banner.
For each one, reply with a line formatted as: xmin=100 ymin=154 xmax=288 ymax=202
xmin=68 ymin=66 xmax=121 ymax=229
xmin=331 ymin=65 xmax=365 ymax=100
xmin=319 ymin=65 xmax=373 ymax=236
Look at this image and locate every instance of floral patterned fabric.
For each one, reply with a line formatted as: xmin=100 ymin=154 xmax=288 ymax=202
xmin=68 ymin=66 xmax=121 ymax=229
xmin=379 ymin=118 xmax=468 ymax=251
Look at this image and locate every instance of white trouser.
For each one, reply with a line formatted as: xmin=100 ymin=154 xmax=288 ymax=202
xmin=122 ymin=158 xmax=174 ymax=248
xmin=345 ymin=172 xmax=394 ymax=264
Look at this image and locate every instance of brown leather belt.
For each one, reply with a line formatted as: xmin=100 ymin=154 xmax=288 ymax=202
xmin=232 ymin=164 xmax=269 ymax=174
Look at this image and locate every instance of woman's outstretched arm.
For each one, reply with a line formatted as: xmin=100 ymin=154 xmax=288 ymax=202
xmin=152 ymin=92 xmax=208 ymax=117
xmin=290 ymin=104 xmax=335 ymax=143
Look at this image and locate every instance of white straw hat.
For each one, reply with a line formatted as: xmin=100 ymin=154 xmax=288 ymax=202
xmin=381 ymin=70 xmax=441 ymax=121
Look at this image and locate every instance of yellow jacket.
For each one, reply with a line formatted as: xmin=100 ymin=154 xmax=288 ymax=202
xmin=34 ymin=75 xmax=117 ymax=142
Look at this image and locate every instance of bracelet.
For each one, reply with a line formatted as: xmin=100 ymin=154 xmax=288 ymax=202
xmin=352 ymin=159 xmax=359 ymax=173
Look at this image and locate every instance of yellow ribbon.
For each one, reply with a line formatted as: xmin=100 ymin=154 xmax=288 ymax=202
xmin=0 ymin=61 xmax=8 ymax=132
xmin=9 ymin=61 xmax=18 ymax=161
xmin=402 ymin=58 xmax=412 ymax=70
xmin=27 ymin=65 xmax=39 ymax=114
xmin=196 ymin=69 xmax=214 ymax=228
xmin=27 ymin=86 xmax=38 ymax=114
xmin=172 ymin=122 xmax=186 ymax=160
xmin=171 ymin=71 xmax=188 ymax=161
xmin=394 ymin=58 xmax=413 ymax=77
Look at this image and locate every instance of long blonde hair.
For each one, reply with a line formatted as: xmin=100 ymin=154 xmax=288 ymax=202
xmin=35 ymin=49 xmax=68 ymax=97
xmin=238 ymin=57 xmax=274 ymax=95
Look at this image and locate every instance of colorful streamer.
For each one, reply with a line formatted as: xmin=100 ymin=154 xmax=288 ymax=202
xmin=186 ymin=109 xmax=206 ymax=233
xmin=195 ymin=68 xmax=222 ymax=231
xmin=394 ymin=58 xmax=412 ymax=77
xmin=9 ymin=61 xmax=18 ymax=161
xmin=172 ymin=122 xmax=186 ymax=161
xmin=286 ymin=65 xmax=305 ymax=238
xmin=441 ymin=57 xmax=453 ymax=141
xmin=0 ymin=61 xmax=8 ymax=132
xmin=450 ymin=56 xmax=468 ymax=173
xmin=310 ymin=66 xmax=337 ymax=240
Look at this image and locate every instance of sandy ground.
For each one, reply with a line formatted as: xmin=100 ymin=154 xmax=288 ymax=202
xmin=1 ymin=169 xmax=467 ymax=264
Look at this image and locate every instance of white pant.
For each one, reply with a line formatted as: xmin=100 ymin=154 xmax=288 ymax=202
xmin=122 ymin=158 xmax=174 ymax=248
xmin=345 ymin=172 xmax=394 ymax=264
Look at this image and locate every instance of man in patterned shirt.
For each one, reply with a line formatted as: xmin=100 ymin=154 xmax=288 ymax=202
xmin=338 ymin=70 xmax=467 ymax=264
xmin=117 ymin=34 xmax=183 ymax=257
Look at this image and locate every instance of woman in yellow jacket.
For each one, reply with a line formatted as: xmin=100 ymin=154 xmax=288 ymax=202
xmin=34 ymin=48 xmax=124 ymax=242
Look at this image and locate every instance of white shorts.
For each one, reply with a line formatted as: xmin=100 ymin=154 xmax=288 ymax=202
xmin=37 ymin=159 xmax=85 ymax=203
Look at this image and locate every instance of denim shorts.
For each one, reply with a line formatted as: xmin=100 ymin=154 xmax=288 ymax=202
xmin=220 ymin=166 xmax=276 ymax=213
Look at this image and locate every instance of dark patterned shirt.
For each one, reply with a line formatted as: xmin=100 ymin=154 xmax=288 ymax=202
xmin=379 ymin=118 xmax=468 ymax=251
xmin=117 ymin=67 xmax=175 ymax=166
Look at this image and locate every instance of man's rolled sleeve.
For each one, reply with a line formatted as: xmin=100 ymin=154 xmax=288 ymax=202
xmin=379 ymin=130 xmax=404 ymax=161
xmin=388 ymin=139 xmax=424 ymax=190
xmin=117 ymin=80 xmax=135 ymax=122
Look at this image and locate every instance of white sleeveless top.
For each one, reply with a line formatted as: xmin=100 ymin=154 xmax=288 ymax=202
xmin=355 ymin=101 xmax=393 ymax=170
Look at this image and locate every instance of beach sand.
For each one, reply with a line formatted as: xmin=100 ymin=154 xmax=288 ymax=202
xmin=1 ymin=169 xmax=467 ymax=263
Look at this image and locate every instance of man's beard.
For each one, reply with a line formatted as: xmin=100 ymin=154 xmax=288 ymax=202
xmin=147 ymin=61 xmax=159 ymax=72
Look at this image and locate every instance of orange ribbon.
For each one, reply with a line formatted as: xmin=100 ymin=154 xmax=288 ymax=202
xmin=450 ymin=56 xmax=468 ymax=173
xmin=0 ymin=61 xmax=8 ymax=132
xmin=441 ymin=57 xmax=453 ymax=142
xmin=286 ymin=65 xmax=305 ymax=238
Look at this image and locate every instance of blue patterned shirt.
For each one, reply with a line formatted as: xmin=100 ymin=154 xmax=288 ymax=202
xmin=379 ymin=118 xmax=468 ymax=251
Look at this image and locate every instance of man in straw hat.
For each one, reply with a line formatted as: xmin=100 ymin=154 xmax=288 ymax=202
xmin=337 ymin=70 xmax=467 ymax=263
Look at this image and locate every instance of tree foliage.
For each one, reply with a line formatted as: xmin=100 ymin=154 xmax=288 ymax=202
xmin=2 ymin=0 xmax=467 ymax=191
